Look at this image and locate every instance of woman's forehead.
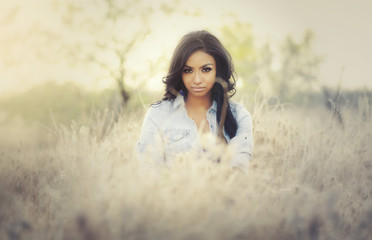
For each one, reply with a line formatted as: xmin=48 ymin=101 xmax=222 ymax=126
xmin=185 ymin=50 xmax=215 ymax=67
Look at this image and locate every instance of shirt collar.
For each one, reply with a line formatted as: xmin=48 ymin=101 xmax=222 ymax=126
xmin=173 ymin=93 xmax=185 ymax=109
xmin=172 ymin=93 xmax=217 ymax=112
xmin=210 ymin=100 xmax=217 ymax=112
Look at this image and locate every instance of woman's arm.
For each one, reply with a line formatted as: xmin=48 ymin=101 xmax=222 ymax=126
xmin=228 ymin=103 xmax=254 ymax=173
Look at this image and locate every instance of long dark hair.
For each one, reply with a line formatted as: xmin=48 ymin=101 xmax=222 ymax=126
xmin=162 ymin=30 xmax=238 ymax=139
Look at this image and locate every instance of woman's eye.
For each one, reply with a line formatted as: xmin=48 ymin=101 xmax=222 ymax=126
xmin=202 ymin=67 xmax=212 ymax=72
xmin=183 ymin=68 xmax=192 ymax=73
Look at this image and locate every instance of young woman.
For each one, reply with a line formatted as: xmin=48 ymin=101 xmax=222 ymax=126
xmin=136 ymin=30 xmax=253 ymax=173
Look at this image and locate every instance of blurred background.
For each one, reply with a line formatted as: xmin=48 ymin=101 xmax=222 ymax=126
xmin=1 ymin=0 xmax=371 ymax=126
xmin=2 ymin=2 xmax=372 ymax=238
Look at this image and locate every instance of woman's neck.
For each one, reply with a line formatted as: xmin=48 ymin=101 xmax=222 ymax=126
xmin=185 ymin=95 xmax=212 ymax=112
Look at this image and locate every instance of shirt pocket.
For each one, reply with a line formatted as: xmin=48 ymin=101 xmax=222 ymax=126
xmin=163 ymin=129 xmax=190 ymax=154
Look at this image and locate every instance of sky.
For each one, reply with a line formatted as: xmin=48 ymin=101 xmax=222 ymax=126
xmin=0 ymin=0 xmax=371 ymax=96
xmin=228 ymin=0 xmax=372 ymax=90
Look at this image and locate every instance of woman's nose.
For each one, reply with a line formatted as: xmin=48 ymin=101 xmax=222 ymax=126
xmin=193 ymin=72 xmax=202 ymax=84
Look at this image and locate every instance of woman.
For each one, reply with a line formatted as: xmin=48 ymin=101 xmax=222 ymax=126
xmin=136 ymin=30 xmax=253 ymax=173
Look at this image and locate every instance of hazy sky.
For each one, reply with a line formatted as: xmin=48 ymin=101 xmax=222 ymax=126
xmin=1 ymin=0 xmax=371 ymax=96
xmin=228 ymin=0 xmax=372 ymax=89
xmin=151 ymin=0 xmax=372 ymax=90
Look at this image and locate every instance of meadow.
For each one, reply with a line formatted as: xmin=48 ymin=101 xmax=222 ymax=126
xmin=0 ymin=92 xmax=371 ymax=240
xmin=2 ymin=0 xmax=372 ymax=239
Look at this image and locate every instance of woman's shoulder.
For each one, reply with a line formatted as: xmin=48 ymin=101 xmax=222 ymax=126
xmin=229 ymin=101 xmax=249 ymax=112
xmin=229 ymin=101 xmax=252 ymax=119
xmin=146 ymin=99 xmax=175 ymax=115
xmin=143 ymin=98 xmax=183 ymax=127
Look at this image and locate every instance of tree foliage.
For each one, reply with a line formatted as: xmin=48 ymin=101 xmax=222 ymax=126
xmin=271 ymin=30 xmax=323 ymax=101
xmin=50 ymin=0 xmax=160 ymax=106
xmin=220 ymin=22 xmax=258 ymax=91
xmin=220 ymin=24 xmax=322 ymax=102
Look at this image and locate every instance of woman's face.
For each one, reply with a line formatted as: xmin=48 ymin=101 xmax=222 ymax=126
xmin=182 ymin=50 xmax=216 ymax=99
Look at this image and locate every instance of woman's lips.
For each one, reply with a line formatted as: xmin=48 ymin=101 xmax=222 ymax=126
xmin=191 ymin=87 xmax=205 ymax=92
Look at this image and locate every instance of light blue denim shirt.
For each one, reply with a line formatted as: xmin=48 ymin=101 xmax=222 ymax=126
xmin=136 ymin=94 xmax=254 ymax=173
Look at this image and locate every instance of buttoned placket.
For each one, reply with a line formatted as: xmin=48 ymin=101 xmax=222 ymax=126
xmin=182 ymin=105 xmax=216 ymax=134
xmin=177 ymin=105 xmax=196 ymax=151
xmin=207 ymin=109 xmax=215 ymax=135
xmin=182 ymin=104 xmax=216 ymax=153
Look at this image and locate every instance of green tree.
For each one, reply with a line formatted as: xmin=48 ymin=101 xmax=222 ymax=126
xmin=270 ymin=30 xmax=323 ymax=101
xmin=50 ymin=0 xmax=172 ymax=107
xmin=220 ymin=23 xmax=322 ymax=103
xmin=220 ymin=22 xmax=259 ymax=92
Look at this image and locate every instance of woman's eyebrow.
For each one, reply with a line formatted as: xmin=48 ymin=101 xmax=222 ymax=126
xmin=184 ymin=63 xmax=214 ymax=69
xmin=201 ymin=63 xmax=213 ymax=68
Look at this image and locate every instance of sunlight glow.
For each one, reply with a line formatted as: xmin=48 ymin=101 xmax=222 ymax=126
xmin=1 ymin=0 xmax=371 ymax=96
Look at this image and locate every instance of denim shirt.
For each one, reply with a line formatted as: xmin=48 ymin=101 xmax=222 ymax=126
xmin=136 ymin=94 xmax=254 ymax=173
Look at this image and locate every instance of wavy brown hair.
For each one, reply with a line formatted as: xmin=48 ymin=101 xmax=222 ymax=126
xmin=162 ymin=30 xmax=238 ymax=139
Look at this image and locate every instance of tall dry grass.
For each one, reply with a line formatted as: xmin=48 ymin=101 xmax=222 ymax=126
xmin=0 ymin=96 xmax=371 ymax=240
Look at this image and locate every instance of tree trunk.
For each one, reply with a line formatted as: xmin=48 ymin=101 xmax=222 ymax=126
xmin=117 ymin=79 xmax=129 ymax=106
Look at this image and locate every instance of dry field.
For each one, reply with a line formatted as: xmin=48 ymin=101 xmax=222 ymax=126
xmin=0 ymin=97 xmax=371 ymax=240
